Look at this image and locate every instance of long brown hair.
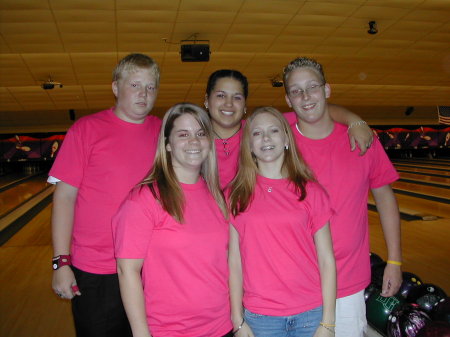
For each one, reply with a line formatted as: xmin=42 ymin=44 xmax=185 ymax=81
xmin=142 ymin=103 xmax=227 ymax=222
xmin=229 ymin=106 xmax=315 ymax=216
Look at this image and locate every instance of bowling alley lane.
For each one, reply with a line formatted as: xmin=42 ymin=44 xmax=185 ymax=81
xmin=398 ymin=171 xmax=450 ymax=186
xmin=393 ymin=163 xmax=450 ymax=175
xmin=0 ymin=172 xmax=34 ymax=189
xmin=0 ymin=203 xmax=74 ymax=337
xmin=392 ymin=180 xmax=450 ymax=201
xmin=368 ymin=213 xmax=450 ymax=295
xmin=368 ymin=190 xmax=450 ymax=219
xmin=0 ymin=175 xmax=50 ymax=218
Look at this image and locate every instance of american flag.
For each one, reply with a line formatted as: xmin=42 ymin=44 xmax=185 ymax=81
xmin=437 ymin=106 xmax=450 ymax=125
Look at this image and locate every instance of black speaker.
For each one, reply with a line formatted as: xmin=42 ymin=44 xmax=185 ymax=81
xmin=180 ymin=44 xmax=210 ymax=62
xmin=405 ymin=106 xmax=414 ymax=116
xmin=69 ymin=109 xmax=75 ymax=121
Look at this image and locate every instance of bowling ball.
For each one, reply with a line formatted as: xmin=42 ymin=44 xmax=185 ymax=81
xmin=365 ymin=283 xmax=380 ymax=302
xmin=372 ymin=262 xmax=387 ymax=288
xmin=407 ymin=284 xmax=447 ymax=313
xmin=432 ymin=297 xmax=450 ymax=323
xmin=371 ymin=252 xmax=385 ymax=268
xmin=398 ymin=272 xmax=423 ymax=298
xmin=387 ymin=303 xmax=431 ymax=337
xmin=367 ymin=291 xmax=405 ymax=334
xmin=416 ymin=321 xmax=450 ymax=337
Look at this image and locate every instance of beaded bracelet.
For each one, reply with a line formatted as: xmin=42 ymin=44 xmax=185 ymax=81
xmin=319 ymin=322 xmax=335 ymax=334
xmin=387 ymin=260 xmax=402 ymax=266
xmin=320 ymin=322 xmax=336 ymax=327
xmin=347 ymin=120 xmax=367 ymax=131
xmin=232 ymin=317 xmax=245 ymax=335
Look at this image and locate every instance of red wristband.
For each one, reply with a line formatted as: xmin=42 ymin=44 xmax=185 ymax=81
xmin=52 ymin=255 xmax=71 ymax=270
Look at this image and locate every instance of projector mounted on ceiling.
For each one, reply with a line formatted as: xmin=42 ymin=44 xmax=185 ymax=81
xmin=180 ymin=35 xmax=210 ymax=62
xmin=41 ymin=76 xmax=63 ymax=90
xmin=270 ymin=75 xmax=284 ymax=88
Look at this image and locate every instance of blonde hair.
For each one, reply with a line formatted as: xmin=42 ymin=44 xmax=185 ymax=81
xmin=283 ymin=57 xmax=326 ymax=94
xmin=112 ymin=53 xmax=160 ymax=87
xmin=229 ymin=106 xmax=315 ymax=216
xmin=142 ymin=103 xmax=227 ymax=222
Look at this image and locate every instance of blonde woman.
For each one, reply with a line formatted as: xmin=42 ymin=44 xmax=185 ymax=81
xmin=229 ymin=107 xmax=336 ymax=337
xmin=113 ymin=103 xmax=233 ymax=337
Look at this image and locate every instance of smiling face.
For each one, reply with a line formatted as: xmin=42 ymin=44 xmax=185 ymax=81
xmin=112 ymin=68 xmax=158 ymax=124
xmin=166 ymin=113 xmax=211 ymax=178
xmin=205 ymin=77 xmax=246 ymax=137
xmin=249 ymin=112 xmax=288 ymax=170
xmin=285 ymin=67 xmax=330 ymax=126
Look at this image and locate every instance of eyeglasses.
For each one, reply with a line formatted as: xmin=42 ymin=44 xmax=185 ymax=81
xmin=288 ymin=84 xmax=324 ymax=98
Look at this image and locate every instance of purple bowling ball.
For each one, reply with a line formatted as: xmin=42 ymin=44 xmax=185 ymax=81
xmin=387 ymin=303 xmax=431 ymax=337
xmin=416 ymin=321 xmax=450 ymax=337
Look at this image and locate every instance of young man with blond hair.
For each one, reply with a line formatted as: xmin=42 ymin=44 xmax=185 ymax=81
xmin=49 ymin=53 xmax=162 ymax=337
xmin=283 ymin=57 xmax=402 ymax=337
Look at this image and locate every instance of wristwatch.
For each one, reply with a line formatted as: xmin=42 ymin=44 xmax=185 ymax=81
xmin=52 ymin=255 xmax=71 ymax=270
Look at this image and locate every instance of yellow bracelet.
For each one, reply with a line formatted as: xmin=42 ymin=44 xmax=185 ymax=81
xmin=387 ymin=260 xmax=402 ymax=266
xmin=320 ymin=322 xmax=336 ymax=327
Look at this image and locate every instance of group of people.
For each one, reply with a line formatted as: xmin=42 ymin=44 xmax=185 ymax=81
xmin=49 ymin=53 xmax=402 ymax=337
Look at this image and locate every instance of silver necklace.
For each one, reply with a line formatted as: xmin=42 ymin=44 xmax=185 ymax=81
xmin=213 ymin=127 xmax=241 ymax=156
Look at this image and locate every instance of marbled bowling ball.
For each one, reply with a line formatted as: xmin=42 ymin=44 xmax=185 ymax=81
xmin=407 ymin=284 xmax=447 ymax=313
xmin=387 ymin=303 xmax=431 ymax=337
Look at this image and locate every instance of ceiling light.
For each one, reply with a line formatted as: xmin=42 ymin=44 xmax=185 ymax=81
xmin=368 ymin=21 xmax=378 ymax=35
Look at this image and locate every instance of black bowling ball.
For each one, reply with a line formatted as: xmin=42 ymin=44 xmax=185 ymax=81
xmin=407 ymin=284 xmax=447 ymax=313
xmin=416 ymin=320 xmax=450 ymax=337
xmin=398 ymin=272 xmax=423 ymax=298
xmin=432 ymin=297 xmax=450 ymax=323
xmin=372 ymin=262 xmax=387 ymax=288
xmin=371 ymin=252 xmax=385 ymax=268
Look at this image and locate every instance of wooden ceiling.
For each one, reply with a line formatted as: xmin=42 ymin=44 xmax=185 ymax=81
xmin=0 ymin=0 xmax=449 ymax=132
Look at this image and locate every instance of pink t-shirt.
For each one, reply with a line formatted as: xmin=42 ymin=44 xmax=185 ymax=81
xmin=286 ymin=113 xmax=399 ymax=298
xmin=49 ymin=108 xmax=161 ymax=274
xmin=113 ymin=180 xmax=232 ymax=337
xmin=215 ymin=122 xmax=244 ymax=190
xmin=232 ymin=176 xmax=332 ymax=316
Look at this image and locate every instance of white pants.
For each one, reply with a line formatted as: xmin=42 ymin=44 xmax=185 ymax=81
xmin=335 ymin=290 xmax=368 ymax=337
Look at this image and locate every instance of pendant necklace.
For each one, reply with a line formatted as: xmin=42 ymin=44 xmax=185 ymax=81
xmin=213 ymin=126 xmax=241 ymax=156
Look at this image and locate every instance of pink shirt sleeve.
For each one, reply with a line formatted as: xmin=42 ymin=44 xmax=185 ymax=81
xmin=113 ymin=186 xmax=159 ymax=259
xmin=305 ymin=182 xmax=333 ymax=235
xmin=49 ymin=121 xmax=87 ymax=188
xmin=368 ymin=137 xmax=400 ymax=189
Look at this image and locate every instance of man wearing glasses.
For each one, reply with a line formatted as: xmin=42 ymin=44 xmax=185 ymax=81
xmin=283 ymin=57 xmax=402 ymax=337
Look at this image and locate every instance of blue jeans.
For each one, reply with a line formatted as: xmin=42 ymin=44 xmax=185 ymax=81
xmin=244 ymin=306 xmax=323 ymax=337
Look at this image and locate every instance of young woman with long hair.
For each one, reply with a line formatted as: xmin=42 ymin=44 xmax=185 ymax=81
xmin=228 ymin=106 xmax=336 ymax=337
xmin=113 ymin=103 xmax=233 ymax=337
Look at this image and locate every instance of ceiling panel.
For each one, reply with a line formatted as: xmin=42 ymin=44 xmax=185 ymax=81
xmin=0 ymin=0 xmax=449 ymax=132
